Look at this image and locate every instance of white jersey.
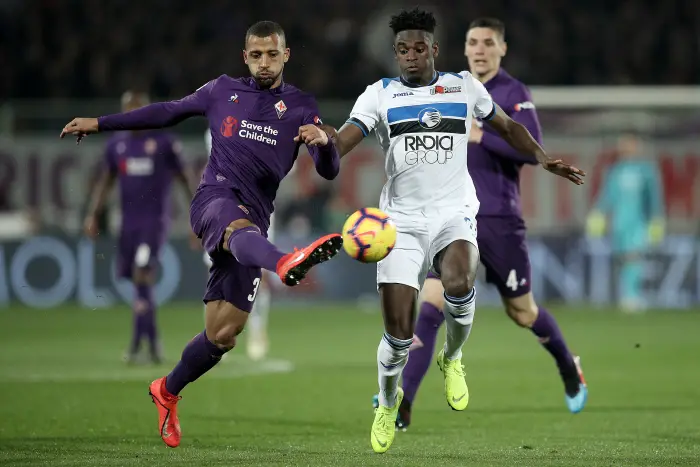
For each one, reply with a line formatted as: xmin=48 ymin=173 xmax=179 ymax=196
xmin=347 ymin=71 xmax=495 ymax=220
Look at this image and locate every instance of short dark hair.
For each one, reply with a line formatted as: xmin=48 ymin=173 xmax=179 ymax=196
xmin=389 ymin=8 xmax=436 ymax=36
xmin=468 ymin=17 xmax=505 ymax=39
xmin=245 ymin=21 xmax=286 ymax=44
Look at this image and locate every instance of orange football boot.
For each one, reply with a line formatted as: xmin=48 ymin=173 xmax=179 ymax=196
xmin=276 ymin=233 xmax=343 ymax=286
xmin=149 ymin=377 xmax=182 ymax=448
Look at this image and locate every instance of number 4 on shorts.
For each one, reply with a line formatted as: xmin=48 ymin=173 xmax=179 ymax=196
xmin=506 ymin=269 xmax=519 ymax=291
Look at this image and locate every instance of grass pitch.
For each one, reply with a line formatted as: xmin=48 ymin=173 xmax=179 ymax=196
xmin=0 ymin=303 xmax=698 ymax=466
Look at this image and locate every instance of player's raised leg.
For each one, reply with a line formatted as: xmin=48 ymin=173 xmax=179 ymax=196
xmin=433 ymin=238 xmax=478 ymax=411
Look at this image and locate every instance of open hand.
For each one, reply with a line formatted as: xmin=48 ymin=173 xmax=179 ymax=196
xmin=542 ymin=159 xmax=586 ymax=185
xmin=60 ymin=117 xmax=99 ymax=144
xmin=293 ymin=124 xmax=328 ymax=146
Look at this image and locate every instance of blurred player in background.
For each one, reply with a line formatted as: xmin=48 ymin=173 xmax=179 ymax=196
xmin=377 ymin=18 xmax=589 ymax=431
xmin=205 ymin=129 xmax=272 ymax=360
xmin=587 ymin=133 xmax=665 ymax=311
xmin=62 ymin=21 xmax=341 ymax=448
xmin=322 ymin=9 xmax=584 ymax=453
xmin=84 ymin=91 xmax=195 ymax=365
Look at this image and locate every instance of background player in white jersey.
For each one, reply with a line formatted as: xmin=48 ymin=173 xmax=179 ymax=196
xmin=204 ymin=130 xmax=272 ymax=361
xmin=303 ymin=8 xmax=585 ymax=453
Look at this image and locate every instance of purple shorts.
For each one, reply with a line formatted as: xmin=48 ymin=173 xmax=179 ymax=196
xmin=427 ymin=216 xmax=531 ymax=298
xmin=190 ymin=185 xmax=264 ymax=312
xmin=116 ymin=228 xmax=163 ymax=280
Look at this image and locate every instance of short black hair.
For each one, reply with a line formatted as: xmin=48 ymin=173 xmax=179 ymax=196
xmin=389 ymin=8 xmax=436 ymax=36
xmin=245 ymin=21 xmax=286 ymax=44
xmin=468 ymin=17 xmax=505 ymax=39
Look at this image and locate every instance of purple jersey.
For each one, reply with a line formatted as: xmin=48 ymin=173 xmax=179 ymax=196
xmin=98 ymin=75 xmax=339 ymax=233
xmin=104 ymin=131 xmax=183 ymax=233
xmin=468 ymin=68 xmax=542 ymax=217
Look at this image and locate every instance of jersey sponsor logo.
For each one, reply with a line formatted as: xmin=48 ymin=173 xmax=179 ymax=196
xmin=403 ymin=135 xmax=454 ymax=165
xmin=274 ymin=100 xmax=287 ymax=119
xmin=417 ymin=108 xmax=442 ymax=129
xmin=313 ymin=115 xmax=323 ymax=124
xmin=220 ymin=116 xmax=239 ymax=137
xmin=514 ymin=101 xmax=535 ymax=111
xmin=239 ymin=120 xmax=279 ymax=146
xmin=121 ymin=157 xmax=154 ymax=176
xmin=431 ymin=85 xmax=461 ymax=95
xmin=392 ymin=91 xmax=414 ymax=98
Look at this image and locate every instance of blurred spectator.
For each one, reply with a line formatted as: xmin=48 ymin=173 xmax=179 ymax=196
xmin=3 ymin=0 xmax=699 ymax=101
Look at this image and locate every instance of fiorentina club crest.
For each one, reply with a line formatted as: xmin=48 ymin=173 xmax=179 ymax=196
xmin=274 ymin=100 xmax=287 ymax=119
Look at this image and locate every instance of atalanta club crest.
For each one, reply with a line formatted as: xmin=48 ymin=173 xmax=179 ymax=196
xmin=274 ymin=100 xmax=287 ymax=119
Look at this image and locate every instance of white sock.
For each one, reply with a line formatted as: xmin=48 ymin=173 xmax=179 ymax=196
xmin=377 ymin=332 xmax=412 ymax=408
xmin=249 ymin=286 xmax=271 ymax=334
xmin=443 ymin=288 xmax=476 ymax=360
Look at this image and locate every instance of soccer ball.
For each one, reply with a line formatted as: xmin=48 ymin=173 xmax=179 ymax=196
xmin=341 ymin=208 xmax=397 ymax=263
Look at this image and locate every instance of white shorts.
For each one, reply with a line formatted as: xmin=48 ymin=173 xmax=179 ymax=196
xmin=203 ymin=214 xmax=276 ymax=268
xmin=376 ymin=208 xmax=478 ymax=291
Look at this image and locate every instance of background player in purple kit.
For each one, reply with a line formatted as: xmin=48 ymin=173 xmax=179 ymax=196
xmin=61 ymin=21 xmax=342 ymax=448
xmin=377 ymin=18 xmax=588 ymax=430
xmin=84 ymin=90 xmax=195 ymax=365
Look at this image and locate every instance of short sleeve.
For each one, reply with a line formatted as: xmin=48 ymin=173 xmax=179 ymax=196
xmin=465 ymin=73 xmax=496 ymax=120
xmin=347 ymin=84 xmax=380 ymax=137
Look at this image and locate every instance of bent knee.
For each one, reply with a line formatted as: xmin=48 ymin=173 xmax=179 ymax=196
xmin=205 ymin=301 xmax=249 ymax=349
xmin=504 ymin=298 xmax=538 ymax=327
xmin=223 ymin=219 xmax=258 ymax=248
xmin=441 ymin=275 xmax=475 ymax=299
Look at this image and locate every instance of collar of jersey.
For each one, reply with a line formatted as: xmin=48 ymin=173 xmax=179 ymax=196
xmin=399 ymin=71 xmax=439 ymax=88
xmin=246 ymin=76 xmax=286 ymax=94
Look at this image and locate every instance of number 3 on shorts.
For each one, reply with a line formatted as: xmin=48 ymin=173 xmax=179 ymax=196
xmin=506 ymin=269 xmax=519 ymax=291
xmin=248 ymin=277 xmax=261 ymax=302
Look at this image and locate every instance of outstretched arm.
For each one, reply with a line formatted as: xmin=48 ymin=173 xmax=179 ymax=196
xmin=484 ymin=103 xmax=584 ymax=184
xmin=61 ymin=81 xmax=213 ymax=143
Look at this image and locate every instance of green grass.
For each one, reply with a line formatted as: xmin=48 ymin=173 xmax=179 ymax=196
xmin=0 ymin=303 xmax=699 ymax=466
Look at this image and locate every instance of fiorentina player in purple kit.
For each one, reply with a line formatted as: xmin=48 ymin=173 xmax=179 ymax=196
xmin=61 ymin=21 xmax=342 ymax=448
xmin=84 ymin=90 xmax=195 ymax=365
xmin=378 ymin=18 xmax=587 ymax=430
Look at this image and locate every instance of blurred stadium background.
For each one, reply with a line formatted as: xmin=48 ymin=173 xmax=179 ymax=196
xmin=1 ymin=1 xmax=699 ymax=466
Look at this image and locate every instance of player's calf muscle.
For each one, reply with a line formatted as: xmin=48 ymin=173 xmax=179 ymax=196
xmin=204 ymin=300 xmax=249 ymax=350
xmin=380 ymin=284 xmax=417 ymax=340
xmin=503 ymin=292 xmax=538 ymax=327
xmin=222 ymin=219 xmax=258 ymax=251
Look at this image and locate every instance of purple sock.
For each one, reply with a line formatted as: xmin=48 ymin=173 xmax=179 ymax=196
xmin=165 ymin=331 xmax=227 ymax=396
xmin=530 ymin=307 xmax=578 ymax=388
xmin=227 ymin=226 xmax=285 ymax=271
xmin=135 ymin=284 xmax=159 ymax=357
xmin=402 ymin=302 xmax=445 ymax=404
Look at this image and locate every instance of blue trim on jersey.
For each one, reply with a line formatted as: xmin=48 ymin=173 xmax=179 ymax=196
xmin=399 ymin=72 xmax=439 ymax=88
xmin=346 ymin=119 xmax=368 ymax=137
xmin=382 ymin=77 xmax=400 ymax=88
xmin=439 ymin=71 xmax=462 ymax=79
xmin=387 ymin=102 xmax=468 ymax=124
xmin=482 ymin=103 xmax=497 ymax=121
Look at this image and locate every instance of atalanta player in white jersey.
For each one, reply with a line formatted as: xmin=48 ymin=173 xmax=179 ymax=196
xmin=307 ymin=9 xmax=585 ymax=453
xmin=375 ymin=17 xmax=588 ymax=433
xmin=204 ymin=130 xmax=272 ymax=361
